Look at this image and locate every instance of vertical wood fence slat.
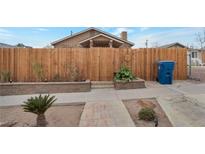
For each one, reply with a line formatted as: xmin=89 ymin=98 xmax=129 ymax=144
xmin=0 ymin=48 xmax=187 ymax=81
xmin=202 ymin=52 xmax=205 ymax=63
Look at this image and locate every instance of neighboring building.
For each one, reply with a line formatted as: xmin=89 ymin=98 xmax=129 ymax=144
xmin=0 ymin=43 xmax=15 ymax=48
xmin=189 ymin=48 xmax=199 ymax=59
xmin=51 ymin=27 xmax=134 ymax=48
xmin=159 ymin=42 xmax=187 ymax=48
xmin=188 ymin=48 xmax=205 ymax=65
xmin=159 ymin=42 xmax=205 ymax=65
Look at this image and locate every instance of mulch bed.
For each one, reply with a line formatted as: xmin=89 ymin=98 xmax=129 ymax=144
xmin=123 ymin=98 xmax=172 ymax=127
xmin=0 ymin=103 xmax=85 ymax=127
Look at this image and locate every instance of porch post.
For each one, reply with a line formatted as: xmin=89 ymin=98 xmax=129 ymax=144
xmin=109 ymin=40 xmax=113 ymax=48
xmin=90 ymin=40 xmax=93 ymax=48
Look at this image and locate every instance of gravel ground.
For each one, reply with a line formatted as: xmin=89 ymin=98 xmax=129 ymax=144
xmin=123 ymin=98 xmax=172 ymax=127
xmin=0 ymin=103 xmax=85 ymax=127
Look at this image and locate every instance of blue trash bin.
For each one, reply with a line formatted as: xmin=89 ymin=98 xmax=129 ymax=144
xmin=157 ymin=61 xmax=175 ymax=84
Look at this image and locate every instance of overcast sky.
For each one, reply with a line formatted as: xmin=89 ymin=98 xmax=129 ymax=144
xmin=0 ymin=27 xmax=204 ymax=48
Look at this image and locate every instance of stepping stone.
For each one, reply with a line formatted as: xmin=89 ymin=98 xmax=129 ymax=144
xmin=79 ymin=101 xmax=135 ymax=127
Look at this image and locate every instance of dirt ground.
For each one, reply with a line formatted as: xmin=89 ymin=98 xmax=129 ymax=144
xmin=0 ymin=103 xmax=85 ymax=127
xmin=123 ymin=98 xmax=172 ymax=127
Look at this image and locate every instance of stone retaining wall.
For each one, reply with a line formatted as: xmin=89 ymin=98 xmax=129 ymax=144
xmin=114 ymin=79 xmax=146 ymax=90
xmin=0 ymin=80 xmax=91 ymax=96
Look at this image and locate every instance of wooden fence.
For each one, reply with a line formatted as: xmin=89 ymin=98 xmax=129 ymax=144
xmin=202 ymin=51 xmax=205 ymax=63
xmin=0 ymin=48 xmax=187 ymax=81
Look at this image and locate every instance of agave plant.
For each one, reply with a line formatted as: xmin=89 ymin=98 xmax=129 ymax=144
xmin=22 ymin=94 xmax=57 ymax=127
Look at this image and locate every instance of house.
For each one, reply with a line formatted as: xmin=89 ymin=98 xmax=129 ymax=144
xmin=159 ymin=42 xmax=204 ymax=65
xmin=188 ymin=48 xmax=205 ymax=65
xmin=51 ymin=27 xmax=134 ymax=48
xmin=0 ymin=43 xmax=15 ymax=48
xmin=159 ymin=42 xmax=187 ymax=48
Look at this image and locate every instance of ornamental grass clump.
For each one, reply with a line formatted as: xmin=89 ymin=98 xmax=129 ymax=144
xmin=138 ymin=107 xmax=156 ymax=121
xmin=32 ymin=62 xmax=45 ymax=81
xmin=0 ymin=70 xmax=11 ymax=82
xmin=22 ymin=94 xmax=56 ymax=127
xmin=114 ymin=65 xmax=136 ymax=82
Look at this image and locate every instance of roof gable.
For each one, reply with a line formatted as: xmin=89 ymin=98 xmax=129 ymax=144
xmin=51 ymin=27 xmax=134 ymax=46
xmin=79 ymin=34 xmax=124 ymax=44
xmin=160 ymin=42 xmax=187 ymax=48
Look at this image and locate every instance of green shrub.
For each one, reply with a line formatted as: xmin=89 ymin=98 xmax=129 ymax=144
xmin=1 ymin=71 xmax=11 ymax=82
xmin=138 ymin=107 xmax=156 ymax=121
xmin=114 ymin=65 xmax=136 ymax=82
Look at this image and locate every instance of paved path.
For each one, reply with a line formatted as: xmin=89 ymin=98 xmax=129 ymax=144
xmin=0 ymin=85 xmax=179 ymax=106
xmin=1 ymin=81 xmax=205 ymax=127
xmin=156 ymin=82 xmax=205 ymax=126
xmin=189 ymin=66 xmax=205 ymax=82
xmin=157 ymin=94 xmax=205 ymax=127
xmin=79 ymin=101 xmax=135 ymax=127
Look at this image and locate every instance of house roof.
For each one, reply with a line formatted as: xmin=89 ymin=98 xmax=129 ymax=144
xmin=159 ymin=42 xmax=187 ymax=48
xmin=0 ymin=43 xmax=15 ymax=48
xmin=51 ymin=27 xmax=135 ymax=46
xmin=79 ymin=34 xmax=124 ymax=44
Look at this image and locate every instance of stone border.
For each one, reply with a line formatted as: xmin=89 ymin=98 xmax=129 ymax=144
xmin=0 ymin=80 xmax=91 ymax=96
xmin=114 ymin=79 xmax=146 ymax=90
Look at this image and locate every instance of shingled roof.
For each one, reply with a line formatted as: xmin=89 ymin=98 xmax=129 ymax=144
xmin=159 ymin=42 xmax=187 ymax=48
xmin=51 ymin=27 xmax=135 ymax=46
xmin=0 ymin=43 xmax=15 ymax=48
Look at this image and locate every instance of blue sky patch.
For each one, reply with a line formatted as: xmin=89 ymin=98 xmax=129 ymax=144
xmin=0 ymin=27 xmax=203 ymax=48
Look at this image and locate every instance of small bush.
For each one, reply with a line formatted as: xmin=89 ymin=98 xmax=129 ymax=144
xmin=114 ymin=65 xmax=136 ymax=82
xmin=138 ymin=107 xmax=156 ymax=121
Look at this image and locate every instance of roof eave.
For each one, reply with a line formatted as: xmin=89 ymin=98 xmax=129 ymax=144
xmin=51 ymin=27 xmax=135 ymax=46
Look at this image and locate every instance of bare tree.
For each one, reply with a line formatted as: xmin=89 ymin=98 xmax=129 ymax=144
xmin=196 ymin=28 xmax=205 ymax=49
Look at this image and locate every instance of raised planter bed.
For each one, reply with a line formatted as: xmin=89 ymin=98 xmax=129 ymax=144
xmin=114 ymin=78 xmax=146 ymax=90
xmin=0 ymin=80 xmax=91 ymax=96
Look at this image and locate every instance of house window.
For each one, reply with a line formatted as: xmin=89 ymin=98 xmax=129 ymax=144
xmin=192 ymin=52 xmax=197 ymax=58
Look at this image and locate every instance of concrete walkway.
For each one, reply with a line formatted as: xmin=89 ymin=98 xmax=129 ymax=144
xmin=156 ymin=82 xmax=205 ymax=126
xmin=0 ymin=84 xmax=179 ymax=106
xmin=1 ymin=81 xmax=205 ymax=127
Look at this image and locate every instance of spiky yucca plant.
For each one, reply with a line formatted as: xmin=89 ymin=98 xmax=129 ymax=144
xmin=22 ymin=94 xmax=56 ymax=127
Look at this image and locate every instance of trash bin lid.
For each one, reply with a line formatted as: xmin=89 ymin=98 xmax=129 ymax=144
xmin=158 ymin=60 xmax=175 ymax=64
